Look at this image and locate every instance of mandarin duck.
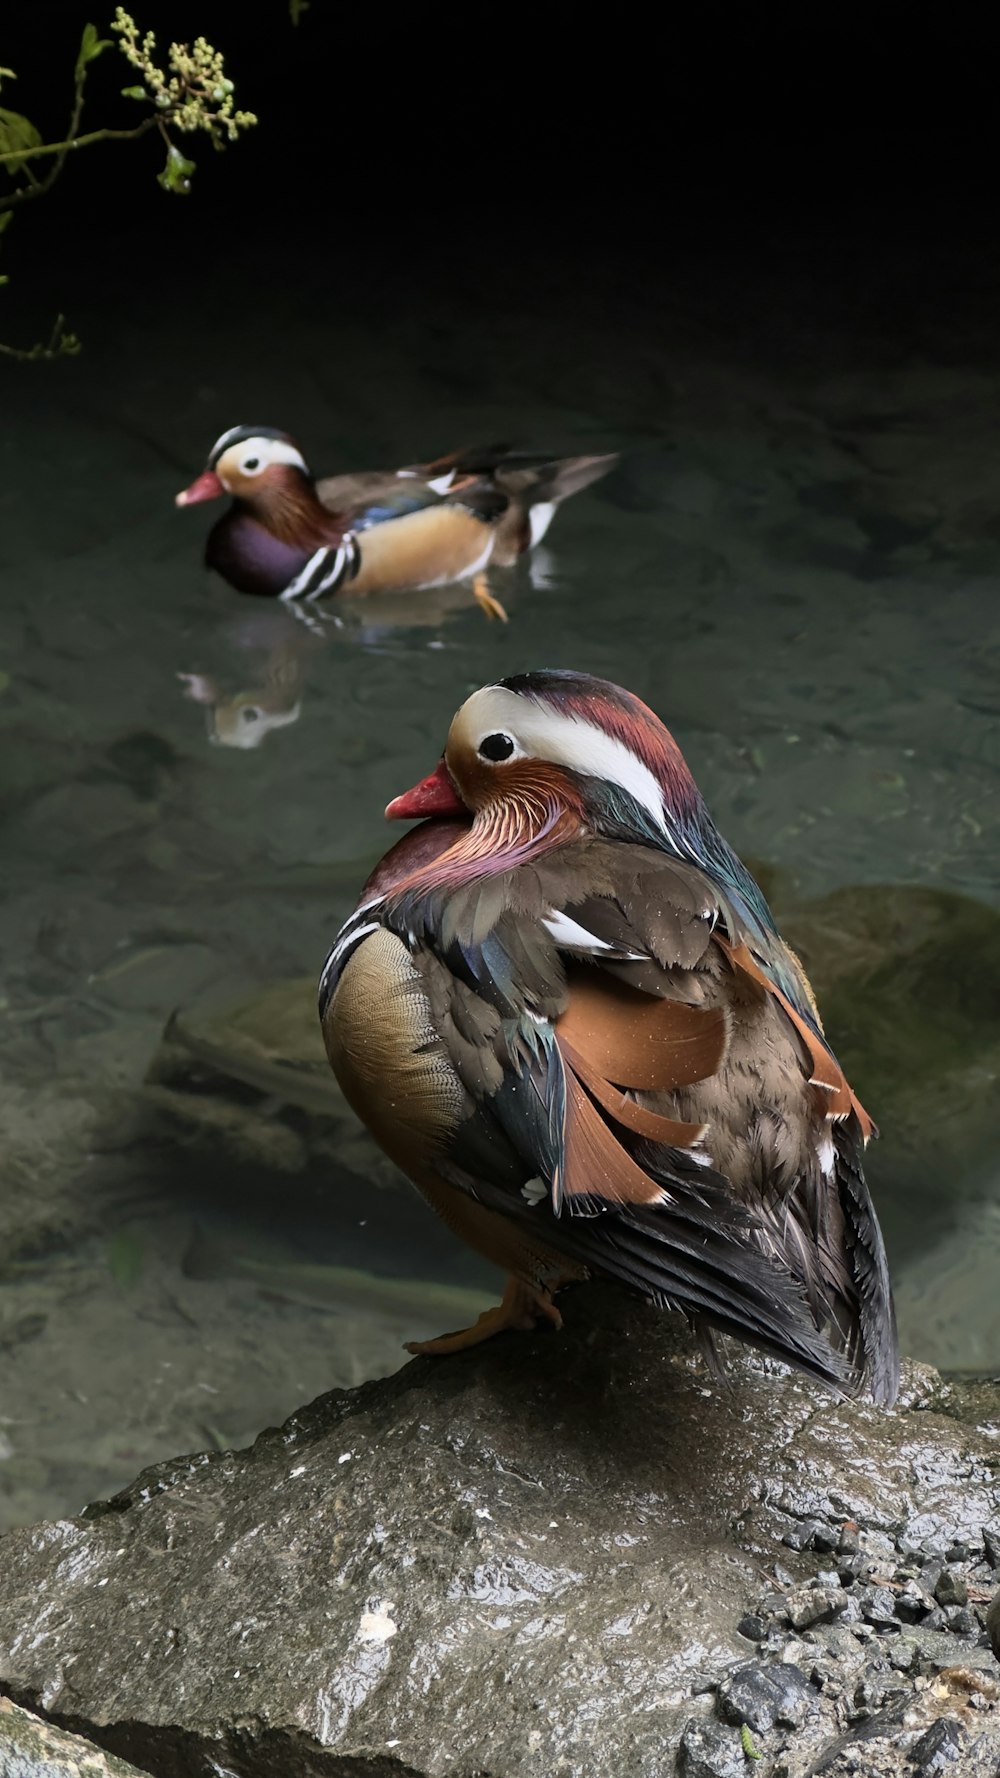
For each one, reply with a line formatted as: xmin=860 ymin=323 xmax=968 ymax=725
xmin=177 ymin=428 xmax=617 ymax=623
xmin=318 ymin=670 xmax=899 ymax=1404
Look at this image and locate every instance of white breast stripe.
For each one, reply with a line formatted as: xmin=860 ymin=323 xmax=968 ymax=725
xmin=318 ymin=919 xmax=381 ymax=1009
xmin=281 ymin=547 xmax=334 ymax=601
xmin=427 ymin=470 xmax=457 ymax=494
xmin=318 ymin=895 xmax=387 ymax=1009
xmin=281 ymin=537 xmax=359 ymax=604
xmin=305 ymin=546 xmax=348 ymax=601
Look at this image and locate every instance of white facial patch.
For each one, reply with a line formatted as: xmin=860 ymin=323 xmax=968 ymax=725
xmin=452 ymin=685 xmax=670 ymax=832
xmin=211 ymin=431 xmax=309 ymax=478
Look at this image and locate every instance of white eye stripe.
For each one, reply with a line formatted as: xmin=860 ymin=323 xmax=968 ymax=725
xmin=453 ymin=687 xmax=669 ymax=832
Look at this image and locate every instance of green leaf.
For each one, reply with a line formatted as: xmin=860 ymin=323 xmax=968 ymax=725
xmin=108 ymin=1229 xmax=144 ymax=1289
xmin=0 ymin=105 xmax=42 ymax=157
xmin=75 ymin=23 xmax=112 ymax=83
xmin=157 ymin=143 xmax=196 ymax=194
xmin=0 ymin=210 xmax=13 ymax=238
xmin=120 ymin=85 xmax=147 ymax=100
xmin=290 ymin=0 xmax=310 ymax=21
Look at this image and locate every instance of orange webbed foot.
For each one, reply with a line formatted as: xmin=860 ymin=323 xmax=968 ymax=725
xmin=472 ymin=572 xmax=509 ymax=624
xmin=405 ymin=1276 xmax=562 ymax=1356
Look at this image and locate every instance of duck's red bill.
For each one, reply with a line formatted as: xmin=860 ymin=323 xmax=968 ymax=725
xmin=385 ymin=760 xmax=465 ymax=819
xmin=176 ymin=470 xmax=224 ymax=508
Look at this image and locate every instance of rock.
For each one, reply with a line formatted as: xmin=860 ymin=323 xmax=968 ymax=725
xmin=983 ymin=1526 xmax=1000 ymax=1570
xmin=0 ymin=1697 xmax=153 ymax=1776
xmin=677 ymin=1719 xmax=746 ymax=1778
xmin=987 ymin=1587 xmax=1000 ymax=1660
xmin=716 ymin=1660 xmax=814 ymax=1732
xmin=735 ymin=1613 xmax=766 ymax=1643
xmin=934 ymin=1566 xmax=969 ymax=1607
xmin=0 ymin=1291 xmax=997 ymax=1778
xmin=837 ymin=1521 xmax=861 ymax=1555
xmin=779 ymin=884 xmax=1000 ymax=1277
xmin=785 ymin=1585 xmax=846 ymax=1630
xmin=909 ymin=1715 xmax=963 ymax=1772
xmin=781 ymin=1517 xmax=824 ymax=1552
xmin=898 ymin=1625 xmax=998 ymax=1674
xmin=858 ymin=1585 xmax=901 ymax=1628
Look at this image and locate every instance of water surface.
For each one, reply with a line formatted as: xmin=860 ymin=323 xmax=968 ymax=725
xmin=2 ymin=235 xmax=998 ymax=1526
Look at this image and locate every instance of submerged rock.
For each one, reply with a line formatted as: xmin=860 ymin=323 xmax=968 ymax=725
xmin=0 ymin=1289 xmax=996 ymax=1778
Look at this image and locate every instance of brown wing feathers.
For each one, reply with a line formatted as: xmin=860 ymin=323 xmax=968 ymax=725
xmin=553 ymin=967 xmax=721 ymax=1206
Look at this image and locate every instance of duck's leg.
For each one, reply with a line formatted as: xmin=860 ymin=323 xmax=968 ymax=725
xmin=405 ymin=1275 xmax=562 ymax=1356
xmin=472 ymin=571 xmax=509 ymax=624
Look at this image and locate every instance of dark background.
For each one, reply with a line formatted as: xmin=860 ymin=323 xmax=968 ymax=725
xmin=4 ymin=5 xmax=999 ymax=363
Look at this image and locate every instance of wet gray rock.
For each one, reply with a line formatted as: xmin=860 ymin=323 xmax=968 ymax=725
xmin=716 ymin=1660 xmax=814 ymax=1732
xmin=677 ymin=1719 xmax=746 ymax=1778
xmin=785 ymin=1585 xmax=847 ymax=1630
xmin=909 ymin=1716 xmax=963 ymax=1772
xmin=0 ymin=1289 xmax=997 ymax=1778
xmin=858 ymin=1586 xmax=901 ymax=1628
xmin=0 ymin=1697 xmax=154 ymax=1776
xmin=933 ymin=1566 xmax=969 ymax=1608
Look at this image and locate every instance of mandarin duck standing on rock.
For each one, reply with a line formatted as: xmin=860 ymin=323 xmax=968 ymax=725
xmin=177 ymin=428 xmax=617 ymax=622
xmin=319 ymin=670 xmax=899 ymax=1404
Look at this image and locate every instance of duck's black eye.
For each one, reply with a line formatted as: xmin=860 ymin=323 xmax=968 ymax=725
xmin=242 ymin=456 xmax=261 ymax=472
xmin=241 ymin=706 xmax=261 ymax=723
xmin=478 ymin=732 xmax=515 ymax=762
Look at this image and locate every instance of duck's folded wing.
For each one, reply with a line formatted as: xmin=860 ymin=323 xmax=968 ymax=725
xmin=413 ymin=953 xmax=849 ymax=1393
xmin=411 ymin=845 xmax=895 ymax=1398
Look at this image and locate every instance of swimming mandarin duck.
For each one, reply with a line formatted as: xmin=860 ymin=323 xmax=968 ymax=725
xmin=318 ymin=670 xmax=899 ymax=1404
xmin=176 ymin=428 xmax=617 ymax=622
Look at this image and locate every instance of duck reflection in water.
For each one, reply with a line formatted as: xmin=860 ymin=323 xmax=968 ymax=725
xmin=176 ymin=567 xmax=558 ymax=752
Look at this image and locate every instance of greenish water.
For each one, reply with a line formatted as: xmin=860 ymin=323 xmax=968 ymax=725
xmin=1 ymin=252 xmax=999 ymax=1528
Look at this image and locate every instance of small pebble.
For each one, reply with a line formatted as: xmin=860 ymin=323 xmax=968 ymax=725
xmin=736 ymin=1613 xmax=765 ymax=1643
xmin=944 ymin=1540 xmax=968 ymax=1563
xmin=943 ymin=1604 xmax=976 ymax=1635
xmin=982 ymin=1527 xmax=1000 ymax=1570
